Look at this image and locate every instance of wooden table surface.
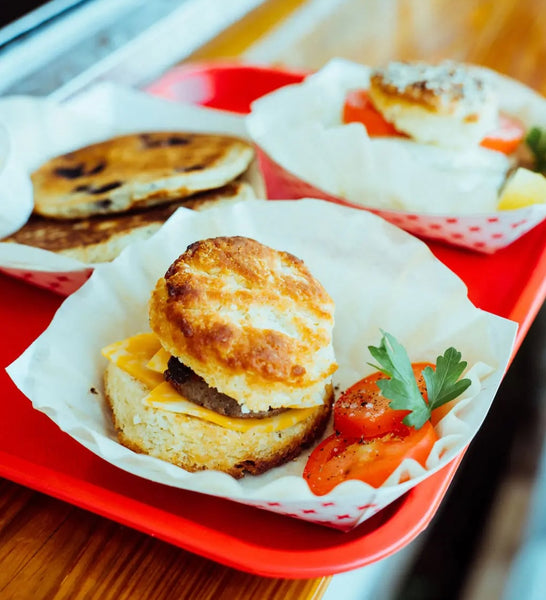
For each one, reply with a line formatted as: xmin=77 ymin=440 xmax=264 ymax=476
xmin=3 ymin=1 xmax=546 ymax=598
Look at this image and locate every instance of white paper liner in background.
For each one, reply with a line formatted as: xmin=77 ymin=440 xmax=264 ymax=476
xmin=0 ymin=119 xmax=33 ymax=239
xmin=0 ymin=83 xmax=263 ymax=294
xmin=6 ymin=199 xmax=516 ymax=530
xmin=246 ymin=59 xmax=546 ymax=253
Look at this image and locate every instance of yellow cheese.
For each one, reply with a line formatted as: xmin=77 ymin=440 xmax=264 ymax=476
xmin=146 ymin=346 xmax=171 ymax=373
xmin=102 ymin=333 xmax=316 ymax=433
xmin=144 ymin=382 xmax=316 ymax=433
xmin=101 ymin=333 xmax=164 ymax=390
xmin=498 ymin=167 xmax=546 ymax=210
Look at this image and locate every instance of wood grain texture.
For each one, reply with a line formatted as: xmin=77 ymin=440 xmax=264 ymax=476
xmin=239 ymin=0 xmax=546 ymax=95
xmin=0 ymin=480 xmax=330 ymax=600
xmin=3 ymin=0 xmax=546 ymax=598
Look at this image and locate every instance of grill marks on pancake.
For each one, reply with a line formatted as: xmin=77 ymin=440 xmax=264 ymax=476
xmin=72 ymin=181 xmax=123 ymax=195
xmin=176 ymin=164 xmax=205 ymax=172
xmin=140 ymin=133 xmax=191 ymax=148
xmin=55 ymin=161 xmax=106 ymax=180
xmin=165 ymin=356 xmax=286 ymax=419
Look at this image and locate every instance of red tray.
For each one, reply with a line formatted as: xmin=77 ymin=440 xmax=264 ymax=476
xmin=2 ymin=63 xmax=546 ymax=579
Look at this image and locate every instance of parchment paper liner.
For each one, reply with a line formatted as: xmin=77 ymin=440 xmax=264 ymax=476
xmin=246 ymin=59 xmax=546 ymax=253
xmin=7 ymin=199 xmax=516 ymax=530
xmin=0 ymin=82 xmax=263 ymax=294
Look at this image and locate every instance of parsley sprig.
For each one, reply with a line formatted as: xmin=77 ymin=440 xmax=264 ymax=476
xmin=368 ymin=331 xmax=472 ymax=430
xmin=526 ymin=127 xmax=546 ymax=174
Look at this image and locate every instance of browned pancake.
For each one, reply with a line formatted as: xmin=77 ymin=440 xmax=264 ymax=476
xmin=4 ymin=181 xmax=255 ymax=263
xmin=32 ymin=132 xmax=255 ymax=219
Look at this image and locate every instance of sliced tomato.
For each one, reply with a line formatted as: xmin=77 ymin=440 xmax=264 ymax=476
xmin=303 ymin=421 xmax=439 ymax=495
xmin=342 ymin=89 xmax=524 ymax=155
xmin=333 ymin=362 xmax=433 ymax=439
xmin=480 ymin=113 xmax=525 ymax=155
xmin=342 ymin=89 xmax=403 ymax=137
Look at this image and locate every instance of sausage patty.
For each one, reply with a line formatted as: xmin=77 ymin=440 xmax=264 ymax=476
xmin=164 ymin=356 xmax=286 ymax=419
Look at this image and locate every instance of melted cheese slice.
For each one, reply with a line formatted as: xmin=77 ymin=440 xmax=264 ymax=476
xmin=101 ymin=333 xmax=164 ymax=389
xmin=102 ymin=333 xmax=316 ymax=433
xmin=146 ymin=346 xmax=171 ymax=373
xmin=144 ymin=382 xmax=316 ymax=433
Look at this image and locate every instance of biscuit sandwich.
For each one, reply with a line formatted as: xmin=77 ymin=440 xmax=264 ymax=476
xmin=367 ymin=61 xmax=499 ymax=148
xmin=3 ymin=132 xmax=258 ymax=263
xmin=102 ymin=236 xmax=337 ymax=478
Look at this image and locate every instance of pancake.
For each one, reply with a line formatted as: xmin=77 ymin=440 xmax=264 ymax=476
xmin=32 ymin=132 xmax=255 ymax=219
xmin=4 ymin=181 xmax=255 ymax=263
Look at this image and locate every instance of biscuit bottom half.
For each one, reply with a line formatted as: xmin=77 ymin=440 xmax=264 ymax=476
xmin=104 ymin=362 xmax=333 ymax=479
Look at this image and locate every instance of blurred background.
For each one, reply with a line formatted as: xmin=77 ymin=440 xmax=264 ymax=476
xmin=2 ymin=1 xmax=546 ymax=599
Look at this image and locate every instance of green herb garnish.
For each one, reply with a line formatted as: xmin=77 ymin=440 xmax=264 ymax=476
xmin=368 ymin=331 xmax=472 ymax=429
xmin=526 ymin=127 xmax=546 ymax=174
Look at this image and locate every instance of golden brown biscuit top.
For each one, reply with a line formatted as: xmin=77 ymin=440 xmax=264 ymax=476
xmin=370 ymin=61 xmax=492 ymax=115
xmin=149 ymin=236 xmax=337 ymax=411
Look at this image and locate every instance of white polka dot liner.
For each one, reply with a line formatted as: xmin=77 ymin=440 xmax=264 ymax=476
xmin=0 ymin=265 xmax=92 ymax=295
xmin=6 ymin=200 xmax=516 ymax=531
xmin=257 ymin=150 xmax=546 ymax=253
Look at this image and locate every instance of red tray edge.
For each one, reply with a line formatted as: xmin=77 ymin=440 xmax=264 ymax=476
xmin=0 ymin=446 xmax=463 ymax=578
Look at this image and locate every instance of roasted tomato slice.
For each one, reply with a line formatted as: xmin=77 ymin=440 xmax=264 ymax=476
xmin=342 ymin=89 xmax=404 ymax=137
xmin=303 ymin=421 xmax=439 ymax=495
xmin=480 ymin=113 xmax=526 ymax=155
xmin=333 ymin=362 xmax=432 ymax=439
